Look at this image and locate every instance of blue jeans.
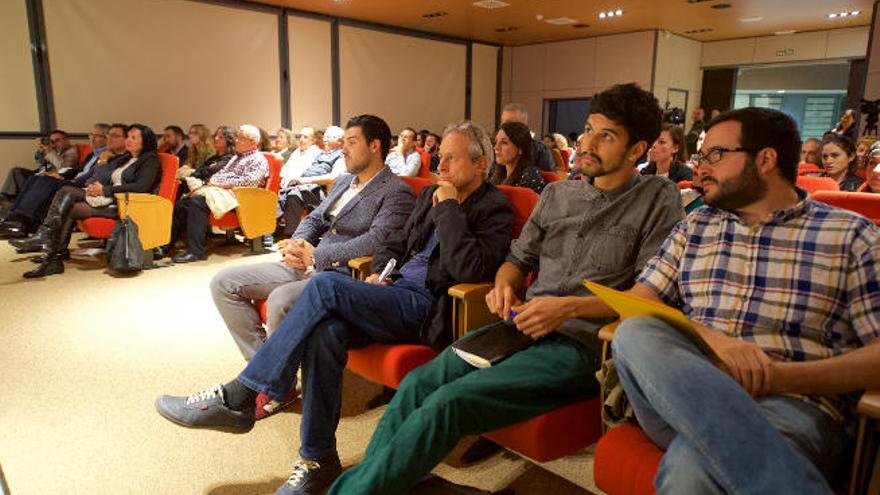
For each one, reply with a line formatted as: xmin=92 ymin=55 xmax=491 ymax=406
xmin=238 ymin=271 xmax=432 ymax=460
xmin=612 ymin=317 xmax=846 ymax=495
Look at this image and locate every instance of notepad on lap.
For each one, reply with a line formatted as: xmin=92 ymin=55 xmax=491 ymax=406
xmin=583 ymin=280 xmax=720 ymax=362
xmin=452 ymin=320 xmax=534 ymax=368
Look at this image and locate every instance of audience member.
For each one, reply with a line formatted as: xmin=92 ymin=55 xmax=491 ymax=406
xmin=180 ymin=124 xmax=215 ymax=172
xmin=313 ymin=128 xmax=325 ymax=151
xmin=164 ymin=125 xmax=269 ymax=263
xmin=554 ymin=133 xmax=573 ymax=164
xmin=608 ymin=107 xmax=879 ymax=493
xmin=385 ymin=127 xmax=421 ymax=176
xmin=863 ymin=161 xmax=880 ymax=193
xmin=276 ymin=125 xmax=347 ymax=237
xmin=641 ymin=123 xmax=693 ymax=182
xmin=542 ymin=133 xmax=567 ymax=174
xmin=178 ymin=126 xmax=237 ymax=196
xmin=10 ymin=124 xmax=162 ymax=278
xmin=492 ymin=121 xmax=545 ymax=194
xmin=425 ymin=133 xmax=441 ymax=173
xmin=685 ymin=108 xmax=706 ymax=156
xmin=273 ymin=128 xmax=296 ymax=162
xmin=800 ymin=137 xmax=822 ymax=167
xmin=1 ymin=130 xmax=79 ymax=202
xmin=258 ymin=127 xmax=273 ymax=152
xmin=327 ymin=83 xmax=684 ymax=495
xmin=206 ymin=115 xmax=412 ymax=371
xmin=500 ymin=103 xmax=555 ymax=171
xmin=1 ymin=124 xmax=122 ymax=238
xmin=162 ymin=125 xmax=188 ymax=165
xmin=855 ymin=136 xmax=875 ymax=175
xmin=822 ymin=134 xmax=864 ymax=192
xmin=280 ymin=127 xmax=322 ymax=187
xmin=155 ymin=120 xmax=513 ymax=495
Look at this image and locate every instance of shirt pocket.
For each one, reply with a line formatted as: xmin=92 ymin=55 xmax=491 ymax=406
xmin=586 ymin=224 xmax=638 ymax=273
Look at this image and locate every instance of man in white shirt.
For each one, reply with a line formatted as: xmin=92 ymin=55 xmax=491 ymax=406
xmin=280 ymin=126 xmax=322 ymax=187
xmin=385 ymin=127 xmax=422 ymax=176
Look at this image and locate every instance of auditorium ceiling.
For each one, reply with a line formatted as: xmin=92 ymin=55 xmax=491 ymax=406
xmin=260 ymin=0 xmax=874 ymax=45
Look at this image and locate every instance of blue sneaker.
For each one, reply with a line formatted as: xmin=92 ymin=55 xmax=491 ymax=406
xmin=274 ymin=455 xmax=342 ymax=495
xmin=155 ymin=384 xmax=254 ymax=433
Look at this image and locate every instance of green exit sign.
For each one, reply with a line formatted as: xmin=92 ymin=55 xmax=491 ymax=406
xmin=776 ymin=48 xmax=795 ymax=57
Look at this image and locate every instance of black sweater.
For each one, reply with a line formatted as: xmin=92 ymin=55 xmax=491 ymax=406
xmin=371 ymin=181 xmax=514 ymax=350
xmin=100 ymin=151 xmax=162 ymax=197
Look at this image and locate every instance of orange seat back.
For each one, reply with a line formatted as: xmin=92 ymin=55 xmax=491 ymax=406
xmin=416 ymin=149 xmax=431 ymax=178
xmin=261 ymin=152 xmax=283 ymax=193
xmin=400 ymin=176 xmax=434 ymax=196
xmin=76 ymin=144 xmax=93 ymax=166
xmin=796 ymin=175 xmax=839 ymax=194
xmin=156 ymin=153 xmax=179 ymax=201
xmin=497 ymin=185 xmax=539 ymax=239
xmin=797 ymin=163 xmax=822 ymax=176
xmin=810 ymin=191 xmax=880 ymax=226
xmin=540 ymin=171 xmax=561 ymax=184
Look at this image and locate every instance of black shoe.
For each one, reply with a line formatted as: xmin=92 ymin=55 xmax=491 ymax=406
xmin=460 ymin=437 xmax=502 ymax=465
xmin=172 ymin=252 xmax=207 ymax=263
xmin=23 ymin=256 xmax=64 ymax=279
xmin=9 ymin=235 xmax=49 ymax=252
xmin=274 ymin=454 xmax=342 ymax=495
xmin=153 ymin=245 xmax=171 ymax=259
xmin=155 ymin=384 xmax=255 ymax=433
xmin=0 ymin=223 xmax=28 ymax=239
xmin=14 ymin=245 xmax=44 ymax=254
xmin=30 ymin=249 xmax=70 ymax=263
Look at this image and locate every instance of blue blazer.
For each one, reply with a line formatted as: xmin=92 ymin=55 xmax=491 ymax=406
xmin=293 ymin=166 xmax=414 ymax=271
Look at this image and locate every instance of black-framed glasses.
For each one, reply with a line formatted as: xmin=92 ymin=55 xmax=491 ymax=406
xmin=693 ymin=147 xmax=757 ymax=166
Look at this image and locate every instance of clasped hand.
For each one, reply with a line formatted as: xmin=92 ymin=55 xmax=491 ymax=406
xmin=699 ymin=323 xmax=776 ymax=397
xmin=282 ymin=238 xmax=315 ymax=270
xmin=486 ymin=284 xmax=571 ymax=339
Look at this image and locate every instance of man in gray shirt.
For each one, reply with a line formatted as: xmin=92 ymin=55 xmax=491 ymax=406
xmin=328 ymin=83 xmax=685 ymax=494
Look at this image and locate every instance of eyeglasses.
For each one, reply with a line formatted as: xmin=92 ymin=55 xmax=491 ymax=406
xmin=692 ymin=147 xmax=757 ymax=166
xmin=88 ymin=133 xmax=106 ymax=139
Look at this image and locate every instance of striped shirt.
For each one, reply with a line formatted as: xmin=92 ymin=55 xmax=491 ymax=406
xmin=210 ymin=149 xmax=268 ymax=187
xmin=638 ymin=193 xmax=880 ymax=423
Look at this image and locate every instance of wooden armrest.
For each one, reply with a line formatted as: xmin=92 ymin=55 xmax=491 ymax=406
xmin=234 ymin=187 xmax=277 ymax=239
xmin=447 ymin=282 xmax=493 ymax=301
xmin=114 ymin=193 xmax=172 ymax=249
xmin=598 ymin=321 xmax=620 ymax=343
xmin=311 ymin=177 xmax=336 ymax=189
xmin=858 ymin=390 xmax=880 ymax=418
xmin=348 ymin=256 xmax=373 ymax=280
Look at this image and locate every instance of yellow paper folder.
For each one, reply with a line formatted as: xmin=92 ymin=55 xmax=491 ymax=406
xmin=583 ymin=280 xmax=720 ymax=362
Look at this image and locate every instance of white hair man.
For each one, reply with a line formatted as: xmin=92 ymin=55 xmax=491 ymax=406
xmin=164 ymin=124 xmax=269 ymax=263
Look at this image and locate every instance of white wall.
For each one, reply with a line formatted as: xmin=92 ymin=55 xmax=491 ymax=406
xmin=653 ymin=31 xmax=703 ymax=130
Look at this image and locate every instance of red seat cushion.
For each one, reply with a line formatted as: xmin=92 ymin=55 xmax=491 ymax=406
xmin=79 ymin=217 xmax=115 ymax=238
xmin=255 ymin=299 xmax=268 ymax=322
xmin=484 ymin=397 xmax=603 ymax=462
xmin=346 ymin=343 xmax=438 ymax=389
xmin=594 ymin=425 xmax=663 ymax=495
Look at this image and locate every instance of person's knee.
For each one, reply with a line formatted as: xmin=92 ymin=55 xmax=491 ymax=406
xmin=611 ymin=316 xmax=661 ymax=364
xmin=655 ymin=439 xmax=723 ymax=494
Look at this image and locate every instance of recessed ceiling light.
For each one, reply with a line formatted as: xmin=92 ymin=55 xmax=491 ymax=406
xmin=545 ymin=17 xmax=578 ymax=25
xmin=598 ymin=8 xmax=623 ymax=19
xmin=740 ymin=16 xmax=763 ymax=22
xmin=774 ymin=30 xmax=796 ymax=35
xmin=828 ymin=10 xmax=862 ymax=18
xmin=422 ymin=11 xmax=448 ymax=18
xmin=473 ymin=0 xmax=510 ymax=9
xmin=615 ymin=9 xmax=623 ymax=16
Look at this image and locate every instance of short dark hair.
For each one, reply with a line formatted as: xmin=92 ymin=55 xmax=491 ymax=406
xmin=589 ymin=83 xmax=662 ymax=148
xmin=401 ymin=127 xmax=417 ymax=138
xmin=163 ymin=125 xmax=185 ymax=138
xmin=127 ymin=123 xmax=158 ymax=153
xmin=49 ymin=129 xmax=69 ymax=139
xmin=109 ymin=123 xmax=127 ymax=133
xmin=346 ymin=115 xmax=392 ymax=160
xmin=706 ymin=107 xmax=801 ymax=184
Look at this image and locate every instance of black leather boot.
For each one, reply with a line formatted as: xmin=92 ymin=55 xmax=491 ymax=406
xmin=22 ymin=205 xmax=75 ymax=279
xmin=9 ymin=191 xmax=75 ymax=252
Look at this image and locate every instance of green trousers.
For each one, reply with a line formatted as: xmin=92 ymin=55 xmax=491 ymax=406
xmin=328 ymin=326 xmax=601 ymax=495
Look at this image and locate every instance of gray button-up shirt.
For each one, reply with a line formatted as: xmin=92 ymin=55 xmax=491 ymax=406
xmin=507 ymin=174 xmax=684 ymax=348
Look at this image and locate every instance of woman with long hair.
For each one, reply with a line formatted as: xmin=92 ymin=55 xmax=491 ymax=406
xmin=641 ymin=123 xmax=692 ymax=183
xmin=492 ymin=121 xmax=545 ymax=194
xmin=10 ymin=124 xmax=162 ymax=278
xmin=182 ymin=124 xmax=215 ymax=171
xmin=822 ymin=134 xmax=864 ymax=192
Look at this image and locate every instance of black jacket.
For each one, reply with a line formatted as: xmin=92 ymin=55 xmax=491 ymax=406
xmin=100 ymin=150 xmax=162 ymax=197
xmin=371 ymin=181 xmax=514 ymax=350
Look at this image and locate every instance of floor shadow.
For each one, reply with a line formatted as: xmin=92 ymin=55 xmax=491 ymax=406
xmin=204 ymin=477 xmax=287 ymax=495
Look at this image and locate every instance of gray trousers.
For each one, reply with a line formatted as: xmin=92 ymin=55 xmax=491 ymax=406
xmin=1 ymin=167 xmax=35 ymax=198
xmin=210 ymin=261 xmax=312 ymax=360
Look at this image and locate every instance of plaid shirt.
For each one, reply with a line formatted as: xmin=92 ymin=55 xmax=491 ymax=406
xmin=638 ymin=194 xmax=880 ymax=424
xmin=210 ymin=149 xmax=268 ymax=187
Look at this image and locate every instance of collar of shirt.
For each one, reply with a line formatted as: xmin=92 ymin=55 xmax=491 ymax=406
xmin=710 ymin=187 xmax=810 ymax=226
xmin=349 ymin=171 xmax=377 ymax=192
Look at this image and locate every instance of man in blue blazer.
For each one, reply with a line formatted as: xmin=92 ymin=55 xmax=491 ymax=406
xmin=209 ymin=115 xmax=414 ymax=363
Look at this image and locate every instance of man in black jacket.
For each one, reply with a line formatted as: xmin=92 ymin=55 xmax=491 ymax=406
xmin=154 ymin=120 xmax=513 ymax=495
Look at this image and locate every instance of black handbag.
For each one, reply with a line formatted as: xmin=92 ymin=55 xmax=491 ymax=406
xmin=106 ymin=193 xmax=144 ymax=274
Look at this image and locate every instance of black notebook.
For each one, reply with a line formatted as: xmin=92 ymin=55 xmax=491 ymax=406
xmin=451 ymin=320 xmax=535 ymax=368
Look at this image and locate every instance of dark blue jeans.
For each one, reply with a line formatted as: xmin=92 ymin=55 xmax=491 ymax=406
xmin=238 ymin=270 xmax=432 ymax=460
xmin=11 ymin=174 xmax=66 ymax=223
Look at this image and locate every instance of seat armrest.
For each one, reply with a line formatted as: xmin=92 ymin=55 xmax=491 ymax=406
xmin=115 ymin=193 xmax=173 ymax=249
xmin=447 ymin=282 xmax=499 ymax=338
xmin=234 ymin=187 xmax=277 ymax=239
xmin=447 ymin=282 xmax=493 ymax=301
xmin=858 ymin=390 xmax=880 ymax=418
xmin=348 ymin=256 xmax=373 ymax=280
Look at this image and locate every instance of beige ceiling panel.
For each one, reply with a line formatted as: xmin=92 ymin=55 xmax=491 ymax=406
xmin=702 ymin=38 xmax=757 ymax=67
xmin=0 ymin=0 xmax=40 ymax=131
xmin=541 ymin=38 xmax=596 ymax=91
xmin=594 ymin=32 xmax=655 ymax=90
xmin=825 ymin=27 xmax=869 ymax=59
xmin=753 ymin=31 xmax=828 ymax=64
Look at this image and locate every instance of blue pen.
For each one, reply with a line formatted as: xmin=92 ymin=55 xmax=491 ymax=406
xmin=507 ymin=310 xmax=518 ymax=320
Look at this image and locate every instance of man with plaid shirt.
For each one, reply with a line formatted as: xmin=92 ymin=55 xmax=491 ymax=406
xmin=603 ymin=108 xmax=880 ymax=493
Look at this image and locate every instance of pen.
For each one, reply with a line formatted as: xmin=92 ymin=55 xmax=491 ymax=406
xmin=377 ymin=258 xmax=397 ymax=283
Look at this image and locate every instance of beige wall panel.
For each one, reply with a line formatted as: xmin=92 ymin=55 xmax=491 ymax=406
xmin=826 ymin=26 xmax=870 ymax=59
xmin=866 ymin=73 xmax=880 ymax=101
xmin=339 ymin=25 xmax=466 ymax=134
xmin=44 ymin=0 xmax=281 ymax=134
xmin=0 ymin=140 xmax=41 ymax=180
xmin=594 ymin=32 xmax=655 ymax=89
xmin=654 ymin=32 xmax=703 ymax=129
xmin=510 ymin=44 xmax=545 ymax=92
xmin=754 ymin=31 xmax=828 ymax=64
xmin=471 ymin=44 xmax=499 ymax=134
xmin=0 ymin=1 xmax=40 ymax=131
xmin=737 ymin=64 xmax=850 ymax=91
xmin=507 ymin=91 xmax=543 ymax=133
xmin=702 ymin=38 xmax=757 ymax=67
xmin=289 ymin=16 xmax=333 ymax=130
xmin=501 ymin=47 xmax=513 ymax=95
xmin=867 ymin=6 xmax=880 ymax=100
xmin=542 ymin=38 xmax=596 ymax=91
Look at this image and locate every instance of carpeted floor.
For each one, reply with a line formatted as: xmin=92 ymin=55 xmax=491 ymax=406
xmin=0 ymin=233 xmax=596 ymax=495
